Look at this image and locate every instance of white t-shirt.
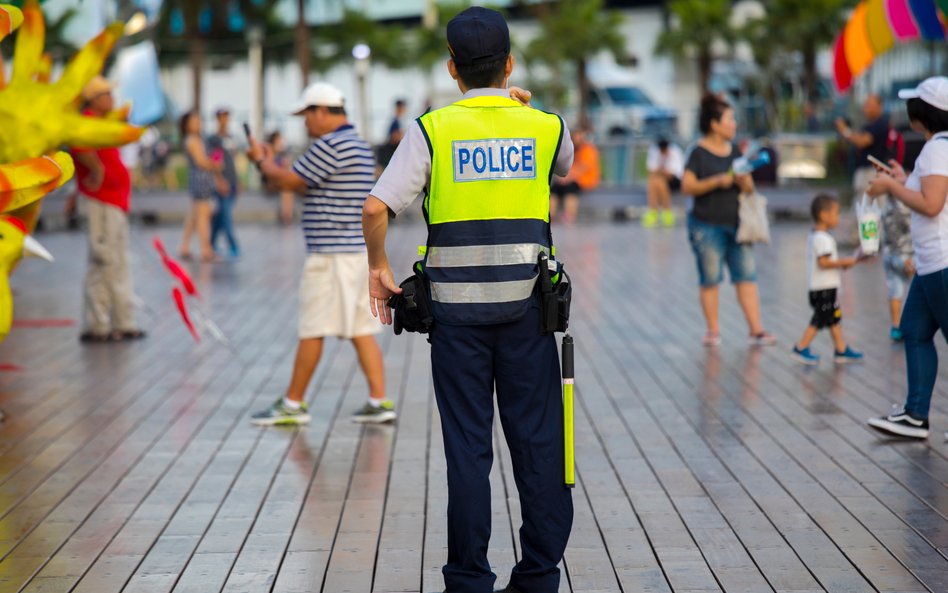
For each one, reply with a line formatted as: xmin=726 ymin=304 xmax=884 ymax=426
xmin=646 ymin=143 xmax=684 ymax=178
xmin=907 ymin=132 xmax=948 ymax=275
xmin=808 ymin=230 xmax=841 ymax=291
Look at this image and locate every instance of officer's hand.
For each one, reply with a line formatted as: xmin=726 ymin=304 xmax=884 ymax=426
xmin=509 ymin=86 xmax=532 ymax=107
xmin=369 ymin=265 xmax=401 ymax=325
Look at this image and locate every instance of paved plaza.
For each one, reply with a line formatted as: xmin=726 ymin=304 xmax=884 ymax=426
xmin=1 ymin=219 xmax=946 ymax=593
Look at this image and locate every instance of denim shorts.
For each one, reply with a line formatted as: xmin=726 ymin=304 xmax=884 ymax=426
xmin=883 ymin=253 xmax=912 ymax=299
xmin=687 ymin=215 xmax=757 ymax=287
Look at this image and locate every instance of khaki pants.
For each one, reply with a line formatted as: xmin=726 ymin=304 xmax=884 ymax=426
xmin=84 ymin=199 xmax=136 ymax=333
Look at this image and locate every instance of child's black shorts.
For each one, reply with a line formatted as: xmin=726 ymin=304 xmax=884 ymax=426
xmin=809 ymin=288 xmax=841 ymax=329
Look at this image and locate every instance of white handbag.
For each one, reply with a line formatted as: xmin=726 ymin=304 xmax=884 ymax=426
xmin=736 ymin=191 xmax=771 ymax=244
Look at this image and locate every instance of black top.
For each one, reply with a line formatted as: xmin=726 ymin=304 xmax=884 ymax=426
xmin=685 ymin=143 xmax=740 ymax=227
xmin=856 ymin=116 xmax=889 ymax=167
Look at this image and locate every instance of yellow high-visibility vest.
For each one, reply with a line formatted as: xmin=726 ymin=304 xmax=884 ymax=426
xmin=417 ymin=94 xmax=564 ymax=325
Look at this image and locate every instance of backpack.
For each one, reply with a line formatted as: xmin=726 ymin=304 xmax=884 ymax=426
xmin=886 ymin=126 xmax=905 ymax=165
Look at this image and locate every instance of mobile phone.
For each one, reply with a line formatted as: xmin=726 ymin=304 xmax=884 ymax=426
xmin=242 ymin=123 xmax=253 ymax=142
xmin=867 ymin=155 xmax=892 ymax=174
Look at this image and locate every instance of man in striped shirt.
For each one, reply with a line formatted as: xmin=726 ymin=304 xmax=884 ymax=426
xmin=246 ymin=82 xmax=395 ymax=426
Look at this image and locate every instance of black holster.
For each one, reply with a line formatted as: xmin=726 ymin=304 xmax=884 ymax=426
xmin=538 ymin=252 xmax=571 ymax=334
xmin=389 ymin=268 xmax=434 ymax=335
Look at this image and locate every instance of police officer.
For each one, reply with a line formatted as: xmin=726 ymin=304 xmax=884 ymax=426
xmin=362 ymin=7 xmax=574 ymax=593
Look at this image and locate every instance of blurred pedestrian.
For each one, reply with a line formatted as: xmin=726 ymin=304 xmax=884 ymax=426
xmin=207 ymin=106 xmax=240 ymax=258
xmin=178 ymin=111 xmax=221 ymax=262
xmin=246 ymin=82 xmax=394 ymax=426
xmin=836 ymin=93 xmax=890 ymax=195
xmin=866 ymin=77 xmax=948 ymax=440
xmin=682 ymin=93 xmax=776 ymax=347
xmin=377 ymin=99 xmax=407 ymax=170
xmin=266 ymin=130 xmax=296 ymax=225
xmin=644 ymin=136 xmax=683 ymax=227
xmin=880 ymin=197 xmax=914 ymax=341
xmin=550 ymin=124 xmax=599 ymax=223
xmin=71 ymin=76 xmax=146 ymax=343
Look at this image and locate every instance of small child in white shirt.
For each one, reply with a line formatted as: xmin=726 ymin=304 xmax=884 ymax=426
xmin=791 ymin=194 xmax=866 ymax=365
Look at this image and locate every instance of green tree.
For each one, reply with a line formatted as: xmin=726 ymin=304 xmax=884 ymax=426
xmin=156 ymin=0 xmax=281 ymax=111
xmin=747 ymin=0 xmax=856 ymax=102
xmin=524 ymin=0 xmax=627 ymax=126
xmin=654 ymin=0 xmax=736 ymax=95
xmin=310 ymin=9 xmax=409 ymax=73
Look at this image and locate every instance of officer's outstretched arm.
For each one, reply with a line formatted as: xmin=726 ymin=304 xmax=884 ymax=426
xmin=363 ymin=195 xmax=401 ymax=325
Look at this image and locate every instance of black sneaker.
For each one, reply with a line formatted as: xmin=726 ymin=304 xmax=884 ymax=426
xmin=867 ymin=409 xmax=929 ymax=439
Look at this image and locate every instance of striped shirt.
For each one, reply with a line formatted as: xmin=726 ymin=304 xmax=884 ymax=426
xmin=293 ymin=124 xmax=376 ymax=253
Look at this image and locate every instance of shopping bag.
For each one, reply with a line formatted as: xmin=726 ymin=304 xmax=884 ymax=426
xmin=855 ymin=193 xmax=882 ymax=255
xmin=736 ymin=191 xmax=771 ymax=244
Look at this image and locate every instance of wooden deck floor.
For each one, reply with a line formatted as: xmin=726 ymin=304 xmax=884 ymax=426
xmin=1 ymin=220 xmax=946 ymax=593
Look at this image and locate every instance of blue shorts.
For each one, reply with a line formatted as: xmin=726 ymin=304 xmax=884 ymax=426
xmin=687 ymin=215 xmax=757 ymax=287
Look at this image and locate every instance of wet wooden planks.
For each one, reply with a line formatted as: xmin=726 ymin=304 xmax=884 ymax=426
xmin=0 ymin=221 xmax=945 ymax=593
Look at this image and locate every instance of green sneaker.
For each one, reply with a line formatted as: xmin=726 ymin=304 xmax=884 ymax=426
xmin=661 ymin=209 xmax=677 ymax=227
xmin=250 ymin=398 xmax=311 ymax=426
xmin=641 ymin=208 xmax=658 ymax=228
xmin=351 ymin=400 xmax=397 ymax=424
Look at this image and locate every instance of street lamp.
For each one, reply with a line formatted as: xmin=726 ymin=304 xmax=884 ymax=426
xmin=352 ymin=43 xmax=371 ymax=139
xmin=247 ymin=24 xmax=265 ymax=143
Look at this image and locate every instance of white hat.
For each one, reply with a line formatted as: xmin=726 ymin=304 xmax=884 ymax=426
xmin=898 ymin=76 xmax=948 ymax=111
xmin=291 ymin=82 xmax=345 ymax=115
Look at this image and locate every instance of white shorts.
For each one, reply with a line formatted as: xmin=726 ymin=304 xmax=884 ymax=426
xmin=298 ymin=252 xmax=382 ymax=340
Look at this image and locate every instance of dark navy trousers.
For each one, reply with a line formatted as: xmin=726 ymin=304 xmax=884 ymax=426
xmin=430 ymin=305 xmax=573 ymax=593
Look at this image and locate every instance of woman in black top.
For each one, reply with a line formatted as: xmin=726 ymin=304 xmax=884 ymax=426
xmin=682 ymin=94 xmax=776 ymax=347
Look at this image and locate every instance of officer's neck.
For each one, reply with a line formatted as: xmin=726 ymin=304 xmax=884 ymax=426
xmin=457 ymin=78 xmax=508 ymax=95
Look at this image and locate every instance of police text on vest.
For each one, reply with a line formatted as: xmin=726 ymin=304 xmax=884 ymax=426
xmin=453 ymin=139 xmax=537 ymax=182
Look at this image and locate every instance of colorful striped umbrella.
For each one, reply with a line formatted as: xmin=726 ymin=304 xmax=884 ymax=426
xmin=833 ymin=32 xmax=853 ymax=93
xmin=910 ymin=0 xmax=946 ymax=39
xmin=887 ymin=0 xmax=921 ymax=40
xmin=844 ymin=2 xmax=876 ymax=77
xmin=867 ymin=0 xmax=896 ymax=53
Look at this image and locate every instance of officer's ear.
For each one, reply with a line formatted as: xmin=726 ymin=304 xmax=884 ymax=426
xmin=447 ymin=58 xmax=459 ymax=82
xmin=504 ymin=54 xmax=514 ymax=81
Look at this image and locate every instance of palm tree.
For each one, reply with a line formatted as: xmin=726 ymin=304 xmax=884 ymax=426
xmin=524 ymin=0 xmax=627 ymax=126
xmin=747 ymin=0 xmax=856 ymax=102
xmin=156 ymin=0 xmax=280 ymax=112
xmin=296 ymin=0 xmax=310 ymax=88
xmin=654 ymin=0 xmax=736 ymax=94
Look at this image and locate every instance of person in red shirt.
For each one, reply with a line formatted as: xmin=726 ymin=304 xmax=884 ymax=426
xmin=72 ymin=76 xmax=145 ymax=343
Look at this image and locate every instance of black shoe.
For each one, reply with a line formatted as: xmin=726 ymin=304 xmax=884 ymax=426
xmin=867 ymin=409 xmax=929 ymax=439
xmin=494 ymin=587 xmax=522 ymax=593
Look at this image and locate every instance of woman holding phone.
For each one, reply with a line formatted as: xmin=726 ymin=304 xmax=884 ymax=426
xmin=178 ymin=110 xmax=222 ymax=262
xmin=866 ymin=77 xmax=948 ymax=440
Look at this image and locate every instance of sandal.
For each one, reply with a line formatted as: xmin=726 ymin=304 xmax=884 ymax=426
xmin=119 ymin=329 xmax=147 ymax=341
xmin=702 ymin=332 xmax=722 ymax=347
xmin=79 ymin=332 xmax=114 ymax=343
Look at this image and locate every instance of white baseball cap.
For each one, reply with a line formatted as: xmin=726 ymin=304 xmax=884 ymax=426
xmin=291 ymin=82 xmax=345 ymax=115
xmin=898 ymin=76 xmax=948 ymax=111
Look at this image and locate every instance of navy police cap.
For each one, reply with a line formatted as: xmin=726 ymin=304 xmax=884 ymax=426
xmin=447 ymin=6 xmax=510 ymax=66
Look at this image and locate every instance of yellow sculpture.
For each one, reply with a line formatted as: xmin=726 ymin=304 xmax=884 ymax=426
xmin=0 ymin=1 xmax=142 ymax=228
xmin=0 ymin=0 xmax=143 ymax=342
xmin=0 ymin=216 xmax=52 ymax=342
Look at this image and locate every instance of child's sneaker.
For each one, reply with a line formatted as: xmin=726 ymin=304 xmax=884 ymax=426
xmin=867 ymin=408 xmax=929 ymax=439
xmin=661 ymin=209 xmax=676 ymax=227
xmin=890 ymin=327 xmax=903 ymax=342
xmin=834 ymin=346 xmax=864 ymax=364
xmin=791 ymin=346 xmax=820 ymax=365
xmin=351 ymin=400 xmax=397 ymax=424
xmin=642 ymin=208 xmax=659 ymax=228
xmin=250 ymin=398 xmax=310 ymax=426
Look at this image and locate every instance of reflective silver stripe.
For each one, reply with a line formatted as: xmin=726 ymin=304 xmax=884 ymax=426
xmin=430 ymin=276 xmax=538 ymax=304
xmin=426 ymin=243 xmax=548 ymax=268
